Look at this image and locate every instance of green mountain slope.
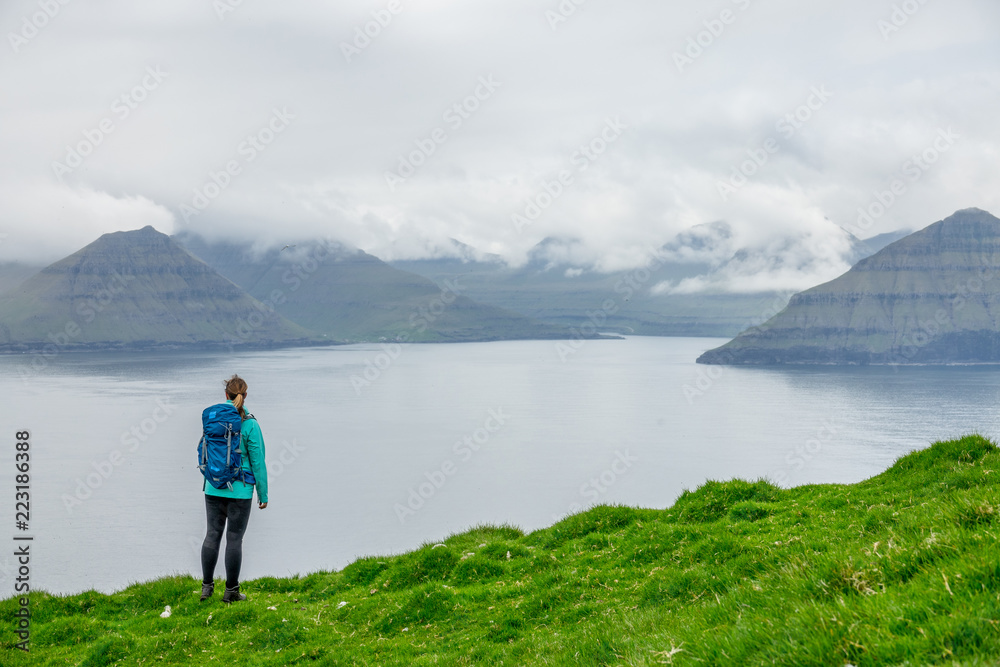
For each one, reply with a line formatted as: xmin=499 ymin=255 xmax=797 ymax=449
xmin=175 ymin=234 xmax=578 ymax=343
xmin=0 ymin=226 xmax=322 ymax=351
xmin=5 ymin=435 xmax=999 ymax=665
xmin=699 ymin=208 xmax=1000 ymax=365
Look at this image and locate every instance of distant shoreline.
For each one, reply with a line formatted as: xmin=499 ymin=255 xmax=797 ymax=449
xmin=0 ymin=340 xmax=341 ymax=354
xmin=0 ymin=332 xmax=624 ymax=355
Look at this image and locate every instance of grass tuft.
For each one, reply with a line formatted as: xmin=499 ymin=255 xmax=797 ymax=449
xmin=673 ymin=479 xmax=781 ymax=523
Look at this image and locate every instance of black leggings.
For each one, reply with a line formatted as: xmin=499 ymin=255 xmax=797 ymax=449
xmin=201 ymin=495 xmax=252 ymax=589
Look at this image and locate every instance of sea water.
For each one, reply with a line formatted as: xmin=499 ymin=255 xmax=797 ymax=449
xmin=2 ymin=336 xmax=998 ymax=595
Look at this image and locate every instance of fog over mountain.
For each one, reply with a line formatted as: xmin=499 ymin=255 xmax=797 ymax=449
xmin=1 ymin=0 xmax=997 ymax=293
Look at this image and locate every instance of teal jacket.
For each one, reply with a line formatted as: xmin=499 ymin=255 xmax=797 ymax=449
xmin=204 ymin=400 xmax=269 ymax=504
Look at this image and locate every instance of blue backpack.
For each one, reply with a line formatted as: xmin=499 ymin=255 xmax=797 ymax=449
xmin=198 ymin=403 xmax=257 ymax=490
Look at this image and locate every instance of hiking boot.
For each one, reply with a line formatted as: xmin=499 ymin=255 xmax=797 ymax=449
xmin=222 ymin=585 xmax=246 ymax=604
xmin=200 ymin=582 xmax=214 ymax=601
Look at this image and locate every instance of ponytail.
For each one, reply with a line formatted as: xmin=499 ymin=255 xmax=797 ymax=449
xmin=224 ymin=374 xmax=249 ymax=420
xmin=232 ymin=393 xmax=245 ymax=418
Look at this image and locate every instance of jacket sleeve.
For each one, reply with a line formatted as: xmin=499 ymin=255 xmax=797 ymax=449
xmin=244 ymin=419 xmax=268 ymax=504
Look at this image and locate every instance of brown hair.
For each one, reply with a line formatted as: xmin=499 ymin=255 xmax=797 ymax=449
xmin=225 ymin=374 xmax=248 ymax=419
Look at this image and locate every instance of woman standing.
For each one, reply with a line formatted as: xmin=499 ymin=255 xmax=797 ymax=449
xmin=200 ymin=374 xmax=269 ymax=603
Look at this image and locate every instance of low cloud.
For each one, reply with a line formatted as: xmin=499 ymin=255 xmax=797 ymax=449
xmin=0 ymin=0 xmax=996 ymax=290
xmin=0 ymin=181 xmax=174 ymax=264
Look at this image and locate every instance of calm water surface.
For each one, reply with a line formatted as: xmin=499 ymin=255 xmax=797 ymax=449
xmin=2 ymin=336 xmax=999 ymax=595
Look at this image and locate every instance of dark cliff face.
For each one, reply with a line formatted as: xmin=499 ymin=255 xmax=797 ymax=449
xmin=0 ymin=226 xmax=320 ymax=350
xmin=698 ymin=209 xmax=1000 ymax=365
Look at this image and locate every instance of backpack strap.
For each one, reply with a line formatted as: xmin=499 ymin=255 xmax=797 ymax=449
xmin=198 ymin=434 xmax=208 ymax=472
xmin=238 ymin=414 xmax=256 ymax=485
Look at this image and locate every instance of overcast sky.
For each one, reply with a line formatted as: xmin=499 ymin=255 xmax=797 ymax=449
xmin=1 ymin=0 xmax=998 ymax=285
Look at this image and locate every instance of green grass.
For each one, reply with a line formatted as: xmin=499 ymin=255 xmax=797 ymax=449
xmin=5 ymin=435 xmax=1000 ymax=665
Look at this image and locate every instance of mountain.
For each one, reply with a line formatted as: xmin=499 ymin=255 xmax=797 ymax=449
xmin=698 ymin=208 xmax=1000 ymax=365
xmin=0 ymin=226 xmax=321 ymax=351
xmin=174 ymin=233 xmax=578 ymax=343
xmin=391 ymin=223 xmax=892 ymax=338
xmin=391 ymin=250 xmax=765 ymax=337
xmin=858 ymin=229 xmax=911 ymax=256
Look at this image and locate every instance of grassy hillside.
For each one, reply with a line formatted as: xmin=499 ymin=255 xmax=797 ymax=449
xmin=4 ymin=435 xmax=1000 ymax=665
